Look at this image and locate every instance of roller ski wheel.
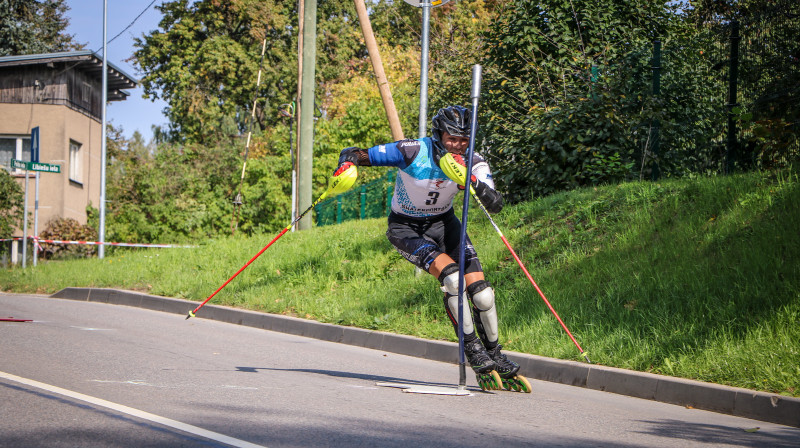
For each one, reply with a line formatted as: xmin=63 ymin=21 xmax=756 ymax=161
xmin=475 ymin=370 xmax=503 ymax=391
xmin=500 ymin=374 xmax=532 ymax=393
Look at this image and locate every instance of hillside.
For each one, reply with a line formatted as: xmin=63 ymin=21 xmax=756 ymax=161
xmin=2 ymin=169 xmax=798 ymax=396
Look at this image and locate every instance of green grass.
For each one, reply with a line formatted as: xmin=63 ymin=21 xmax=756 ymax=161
xmin=2 ymin=169 xmax=798 ymax=396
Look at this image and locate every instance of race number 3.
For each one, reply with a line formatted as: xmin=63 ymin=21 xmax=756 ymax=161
xmin=426 ymin=191 xmax=440 ymax=205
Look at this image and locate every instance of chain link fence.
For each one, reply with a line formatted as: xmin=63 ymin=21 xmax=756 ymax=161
xmin=314 ymin=169 xmax=396 ymax=227
xmin=634 ymin=1 xmax=798 ymax=179
xmin=697 ymin=1 xmax=799 ymax=172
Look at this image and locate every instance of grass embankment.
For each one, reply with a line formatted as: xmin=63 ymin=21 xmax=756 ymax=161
xmin=2 ymin=170 xmax=798 ymax=396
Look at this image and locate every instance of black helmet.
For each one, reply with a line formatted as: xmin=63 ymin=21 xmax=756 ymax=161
xmin=431 ymin=105 xmax=473 ymax=158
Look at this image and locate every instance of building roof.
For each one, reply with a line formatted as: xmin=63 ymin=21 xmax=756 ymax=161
xmin=0 ymin=50 xmax=138 ymax=101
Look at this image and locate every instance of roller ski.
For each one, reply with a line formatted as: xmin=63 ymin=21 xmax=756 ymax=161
xmin=464 ymin=337 xmax=502 ymax=391
xmin=487 ymin=344 xmax=532 ymax=393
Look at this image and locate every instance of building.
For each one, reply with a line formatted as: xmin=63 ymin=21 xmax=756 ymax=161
xmin=0 ymin=51 xmax=137 ymax=241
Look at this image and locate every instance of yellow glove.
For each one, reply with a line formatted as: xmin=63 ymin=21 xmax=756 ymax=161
xmin=329 ymin=162 xmax=358 ymax=195
xmin=439 ymin=153 xmax=476 ymax=192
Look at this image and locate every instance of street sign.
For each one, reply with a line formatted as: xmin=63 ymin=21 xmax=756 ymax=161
xmin=30 ymin=126 xmax=40 ymax=163
xmin=403 ymin=0 xmax=450 ymax=7
xmin=10 ymin=159 xmax=28 ymax=170
xmin=10 ymin=159 xmax=61 ymax=173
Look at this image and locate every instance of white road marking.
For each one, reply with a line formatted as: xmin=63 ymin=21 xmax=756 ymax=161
xmin=70 ymin=326 xmax=113 ymax=331
xmin=0 ymin=371 xmax=266 ymax=448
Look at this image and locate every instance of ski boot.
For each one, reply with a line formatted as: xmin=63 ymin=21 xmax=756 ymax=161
xmin=464 ymin=337 xmax=502 ymax=391
xmin=487 ymin=344 xmax=532 ymax=393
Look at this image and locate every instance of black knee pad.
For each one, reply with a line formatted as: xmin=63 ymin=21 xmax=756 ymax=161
xmin=437 ymin=263 xmax=460 ymax=295
xmin=437 ymin=263 xmax=459 ymax=283
xmin=467 ymin=279 xmax=491 ymax=297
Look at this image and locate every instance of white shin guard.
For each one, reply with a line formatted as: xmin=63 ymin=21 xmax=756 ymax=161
xmin=471 ymin=284 xmax=499 ymax=344
xmin=445 ymin=293 xmax=475 ymax=335
xmin=440 ymin=271 xmax=460 ymax=296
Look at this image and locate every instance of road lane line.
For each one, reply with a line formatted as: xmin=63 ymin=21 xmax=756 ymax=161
xmin=0 ymin=371 xmax=266 ymax=448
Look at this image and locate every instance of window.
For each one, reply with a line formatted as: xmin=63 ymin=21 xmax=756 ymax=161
xmin=0 ymin=136 xmax=31 ymax=173
xmin=81 ymin=81 xmax=92 ymax=109
xmin=69 ymin=140 xmax=82 ymax=183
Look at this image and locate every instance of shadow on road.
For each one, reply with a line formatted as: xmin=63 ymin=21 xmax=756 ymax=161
xmin=634 ymin=418 xmax=800 ymax=447
xmin=234 ymin=366 xmax=484 ymax=391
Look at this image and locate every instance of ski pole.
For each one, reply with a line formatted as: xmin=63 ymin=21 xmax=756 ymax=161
xmin=454 ymin=64 xmax=483 ymax=389
xmin=187 ymin=165 xmax=358 ymax=319
xmin=471 ymin=190 xmax=591 ymax=363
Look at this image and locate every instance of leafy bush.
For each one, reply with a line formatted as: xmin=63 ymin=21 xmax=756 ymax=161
xmin=488 ymin=94 xmax=635 ymax=202
xmin=106 ymin=141 xmax=241 ymax=243
xmin=481 ymin=0 xmax=723 ymax=201
xmin=38 ymin=217 xmax=97 ymax=259
xmin=0 ymin=169 xmax=23 ymax=238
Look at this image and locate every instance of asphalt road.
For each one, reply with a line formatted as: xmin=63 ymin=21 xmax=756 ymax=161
xmin=2 ymin=293 xmax=799 ymax=447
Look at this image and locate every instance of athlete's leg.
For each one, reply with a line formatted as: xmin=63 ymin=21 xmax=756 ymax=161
xmin=468 ymin=280 xmax=499 ymax=347
xmin=433 ymin=212 xmax=502 ymax=349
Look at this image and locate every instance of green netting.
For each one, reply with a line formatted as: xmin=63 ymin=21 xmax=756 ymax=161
xmin=315 ymin=169 xmax=396 ymax=227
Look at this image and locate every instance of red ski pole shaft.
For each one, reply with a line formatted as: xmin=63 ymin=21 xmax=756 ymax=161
xmin=471 ymin=191 xmax=591 ymax=363
xmin=187 ymin=191 xmax=328 ymax=319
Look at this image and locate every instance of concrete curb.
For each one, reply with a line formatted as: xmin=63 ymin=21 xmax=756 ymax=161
xmin=50 ymin=287 xmax=799 ymax=428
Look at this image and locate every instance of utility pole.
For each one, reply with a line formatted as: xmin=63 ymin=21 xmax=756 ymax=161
xmin=293 ymin=0 xmax=304 ymax=230
xmin=297 ymin=0 xmax=317 ymax=230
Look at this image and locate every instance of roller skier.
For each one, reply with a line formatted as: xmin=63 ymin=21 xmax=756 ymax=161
xmin=330 ymin=105 xmax=531 ymax=392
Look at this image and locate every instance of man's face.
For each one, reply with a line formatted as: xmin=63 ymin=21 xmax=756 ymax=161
xmin=441 ymin=131 xmax=470 ymax=155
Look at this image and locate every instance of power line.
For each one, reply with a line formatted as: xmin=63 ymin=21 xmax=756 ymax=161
xmin=94 ymin=0 xmax=160 ymax=54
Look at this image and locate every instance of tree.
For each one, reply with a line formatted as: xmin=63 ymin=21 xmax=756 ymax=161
xmin=369 ymin=0 xmax=502 ymax=125
xmin=0 ymin=0 xmax=83 ymax=56
xmin=0 ymin=169 xmax=23 ymax=238
xmin=133 ymin=0 xmax=365 ymax=145
xmin=133 ymin=0 xmax=291 ymax=144
xmin=480 ymin=0 xmax=713 ymax=201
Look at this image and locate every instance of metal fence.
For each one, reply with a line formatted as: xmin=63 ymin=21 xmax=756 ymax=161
xmin=630 ymin=1 xmax=799 ymax=180
xmin=704 ymin=1 xmax=799 ymax=172
xmin=314 ymin=169 xmax=396 ymax=227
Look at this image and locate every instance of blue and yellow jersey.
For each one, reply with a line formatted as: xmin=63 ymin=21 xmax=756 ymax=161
xmin=367 ymin=137 xmax=494 ymax=218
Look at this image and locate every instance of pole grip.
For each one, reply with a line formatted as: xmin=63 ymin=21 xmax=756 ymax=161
xmin=470 ymin=65 xmax=482 ymax=101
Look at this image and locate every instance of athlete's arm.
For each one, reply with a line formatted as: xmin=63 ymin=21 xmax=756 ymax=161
xmin=470 ymin=157 xmax=504 ymax=214
xmin=366 ymin=139 xmax=422 ymax=169
xmin=338 ymin=146 xmax=371 ymax=167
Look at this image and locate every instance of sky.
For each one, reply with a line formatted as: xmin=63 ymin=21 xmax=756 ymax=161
xmin=64 ymin=0 xmax=168 ymax=143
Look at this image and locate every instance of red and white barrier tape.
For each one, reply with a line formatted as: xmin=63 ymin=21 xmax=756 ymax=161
xmin=0 ymin=237 xmax=195 ymax=249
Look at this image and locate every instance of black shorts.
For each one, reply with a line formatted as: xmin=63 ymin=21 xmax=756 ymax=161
xmin=386 ymin=209 xmax=483 ymax=275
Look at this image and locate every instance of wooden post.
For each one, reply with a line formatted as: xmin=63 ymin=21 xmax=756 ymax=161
xmin=353 ymin=0 xmax=405 ymax=141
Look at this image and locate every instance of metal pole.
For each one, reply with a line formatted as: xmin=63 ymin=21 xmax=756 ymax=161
xmin=413 ymin=2 xmax=432 ymax=277
xmin=98 ymin=0 xmax=109 ymax=258
xmin=33 ymin=172 xmax=39 ymax=266
xmin=456 ymin=65 xmax=483 ymax=389
xmin=651 ymin=40 xmax=661 ymax=181
xmin=21 ymin=170 xmax=29 ymax=268
xmin=417 ymin=3 xmax=431 ymax=139
xmin=298 ymin=0 xmax=317 ymax=230
xmin=725 ymin=20 xmax=740 ymax=174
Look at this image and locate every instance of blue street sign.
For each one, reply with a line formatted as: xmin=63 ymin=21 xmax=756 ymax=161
xmin=31 ymin=126 xmax=40 ymax=163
